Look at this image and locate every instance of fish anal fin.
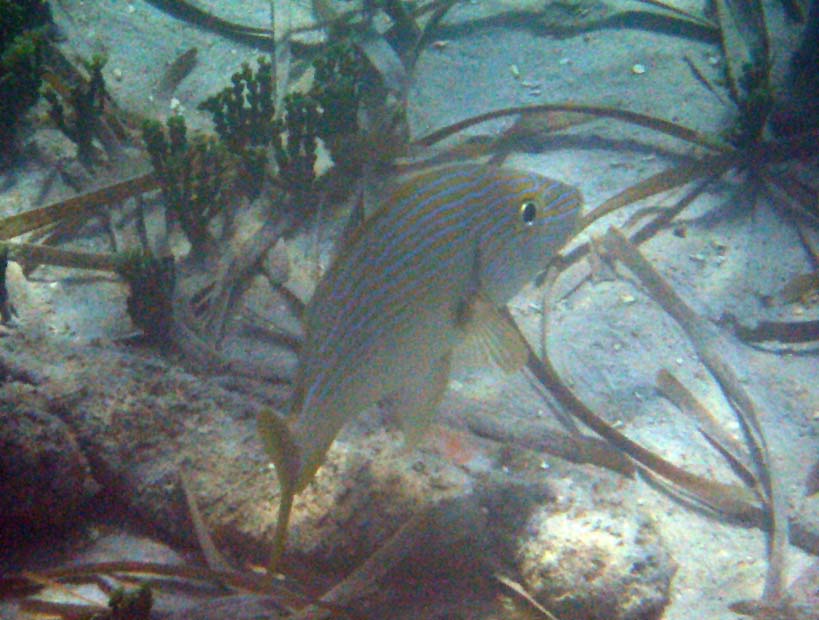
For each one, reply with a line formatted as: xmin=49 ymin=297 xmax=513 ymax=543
xmin=389 ymin=352 xmax=452 ymax=447
xmin=455 ymin=293 xmax=528 ymax=373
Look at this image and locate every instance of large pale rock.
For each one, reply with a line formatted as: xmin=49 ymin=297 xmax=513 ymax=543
xmin=517 ymin=501 xmax=676 ymax=620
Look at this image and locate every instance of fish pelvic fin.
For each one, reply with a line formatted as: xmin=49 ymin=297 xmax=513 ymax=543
xmin=257 ymin=407 xmax=301 ymax=572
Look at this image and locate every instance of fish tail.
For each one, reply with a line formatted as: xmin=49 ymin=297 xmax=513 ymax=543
xmin=269 ymin=483 xmax=294 ymax=573
xmin=257 ymin=407 xmax=301 ymax=572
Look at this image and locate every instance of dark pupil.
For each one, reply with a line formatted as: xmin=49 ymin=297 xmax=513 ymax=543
xmin=521 ymin=202 xmax=537 ymax=225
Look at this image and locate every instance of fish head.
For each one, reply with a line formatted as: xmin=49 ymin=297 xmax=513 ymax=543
xmin=477 ymin=170 xmax=583 ymax=305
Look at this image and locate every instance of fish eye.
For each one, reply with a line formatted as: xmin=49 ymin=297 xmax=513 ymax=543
xmin=520 ymin=201 xmax=537 ymax=226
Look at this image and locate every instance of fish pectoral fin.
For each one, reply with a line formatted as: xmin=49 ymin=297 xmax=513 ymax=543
xmin=390 ymin=352 xmax=452 ymax=447
xmin=455 ymin=294 xmax=529 ymax=373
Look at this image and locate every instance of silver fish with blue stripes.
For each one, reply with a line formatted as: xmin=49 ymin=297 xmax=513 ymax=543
xmin=259 ymin=163 xmax=583 ymax=569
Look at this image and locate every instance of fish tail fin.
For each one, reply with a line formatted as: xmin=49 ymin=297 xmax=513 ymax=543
xmin=268 ymin=483 xmax=294 ymax=573
xmin=258 ymin=407 xmax=301 ymax=573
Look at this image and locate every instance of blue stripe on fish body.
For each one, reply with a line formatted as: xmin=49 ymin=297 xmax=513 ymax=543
xmin=289 ymin=164 xmax=582 ymax=487
xmin=321 ymin=167 xmax=569 ymax=334
xmin=262 ymin=164 xmax=582 ymax=572
xmin=303 ymin=166 xmax=580 ymax=404
xmin=335 ymin=190 xmax=519 ymax=340
xmin=324 ymin=169 xmax=506 ymax=313
xmin=310 ymin=170 xmax=500 ymax=363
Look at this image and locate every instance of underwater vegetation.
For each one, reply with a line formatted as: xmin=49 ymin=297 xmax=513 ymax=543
xmin=114 ymin=248 xmax=176 ymax=348
xmin=0 ymin=247 xmax=15 ymax=324
xmin=198 ymin=57 xmax=277 ymax=153
xmin=102 ymin=585 xmax=153 ymax=620
xmin=197 ymin=57 xmax=319 ymax=198
xmin=0 ymin=0 xmax=817 ymax=618
xmin=42 ymin=54 xmax=110 ymax=168
xmin=309 ymin=41 xmax=365 ymax=172
xmin=142 ymin=115 xmax=231 ymax=259
xmin=197 ymin=44 xmax=364 ymax=198
xmin=272 ymin=92 xmax=320 ymax=194
xmin=0 ymin=0 xmax=51 ymax=166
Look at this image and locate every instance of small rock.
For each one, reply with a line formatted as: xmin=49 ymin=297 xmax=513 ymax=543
xmin=0 ymin=396 xmax=99 ymax=534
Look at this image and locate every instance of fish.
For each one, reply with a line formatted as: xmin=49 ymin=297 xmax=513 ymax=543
xmin=259 ymin=163 xmax=582 ymax=570
xmin=158 ymin=47 xmax=198 ymax=98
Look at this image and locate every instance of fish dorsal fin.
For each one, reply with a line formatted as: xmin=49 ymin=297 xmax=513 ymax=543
xmin=454 ymin=293 xmax=529 ymax=373
xmin=387 ymin=352 xmax=452 ymax=447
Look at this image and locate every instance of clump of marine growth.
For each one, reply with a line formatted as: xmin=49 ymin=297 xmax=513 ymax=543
xmin=142 ymin=114 xmax=232 ymax=259
xmin=197 ymin=56 xmax=279 ymax=198
xmin=114 ymin=248 xmax=176 ymax=348
xmin=726 ymin=61 xmax=774 ymax=148
xmin=309 ymin=41 xmax=365 ymax=173
xmin=135 ymin=45 xmax=366 ymax=268
xmin=43 ymin=54 xmax=110 ymax=167
xmin=197 ymin=45 xmax=364 ymax=197
xmin=0 ymin=0 xmax=52 ymax=166
xmin=273 ymin=92 xmax=320 ymax=194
